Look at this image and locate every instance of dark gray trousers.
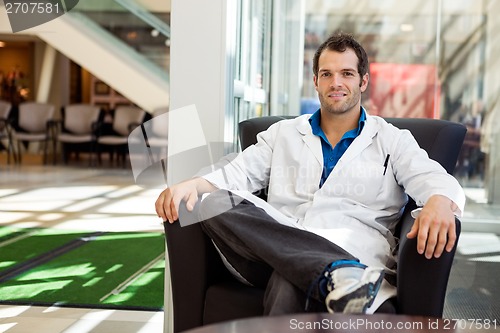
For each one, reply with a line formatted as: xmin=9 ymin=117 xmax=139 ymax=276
xmin=198 ymin=189 xmax=358 ymax=314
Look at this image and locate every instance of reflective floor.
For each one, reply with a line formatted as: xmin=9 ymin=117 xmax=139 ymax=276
xmin=447 ymin=189 xmax=500 ymax=320
xmin=0 ymin=162 xmax=499 ymax=332
xmin=0 ymin=164 xmax=164 ymax=333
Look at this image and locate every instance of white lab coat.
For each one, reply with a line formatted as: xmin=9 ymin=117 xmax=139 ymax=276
xmin=202 ymin=113 xmax=466 ymax=312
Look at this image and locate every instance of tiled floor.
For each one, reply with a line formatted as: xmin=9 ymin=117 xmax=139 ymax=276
xmin=444 ymin=232 xmax=500 ymax=321
xmin=0 ymin=162 xmax=499 ymax=332
xmin=0 ymin=164 xmax=165 ymax=333
xmin=0 ymin=306 xmax=163 ymax=333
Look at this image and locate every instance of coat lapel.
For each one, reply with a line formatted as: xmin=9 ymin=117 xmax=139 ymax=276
xmin=296 ymin=119 xmax=323 ymax=166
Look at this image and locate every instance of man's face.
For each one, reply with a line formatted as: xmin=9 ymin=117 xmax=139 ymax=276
xmin=313 ymin=48 xmax=369 ymax=116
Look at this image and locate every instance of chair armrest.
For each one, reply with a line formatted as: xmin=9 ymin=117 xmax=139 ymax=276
xmin=93 ymin=121 xmax=113 ymax=138
xmin=45 ymin=119 xmax=58 ymax=138
xmin=0 ymin=117 xmax=9 ymax=130
xmin=9 ymin=115 xmax=21 ymax=132
xmin=164 ymin=221 xmax=208 ymax=332
xmin=0 ymin=118 xmax=12 ymax=139
xmin=397 ymin=208 xmax=461 ymax=317
xmin=163 ymin=201 xmax=229 ymax=332
xmin=91 ymin=121 xmax=101 ymax=134
xmin=47 ymin=119 xmax=62 ymax=136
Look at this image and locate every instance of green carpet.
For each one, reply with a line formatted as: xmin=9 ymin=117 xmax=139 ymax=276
xmin=0 ymin=227 xmax=165 ymax=311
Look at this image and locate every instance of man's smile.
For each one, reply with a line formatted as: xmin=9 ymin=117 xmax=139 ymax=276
xmin=328 ymin=91 xmax=347 ymax=99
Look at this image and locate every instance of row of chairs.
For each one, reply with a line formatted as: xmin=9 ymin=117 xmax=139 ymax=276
xmin=0 ymin=100 xmax=166 ymax=166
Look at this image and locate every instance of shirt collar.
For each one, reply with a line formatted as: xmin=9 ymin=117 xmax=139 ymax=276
xmin=309 ymin=107 xmax=367 ymax=137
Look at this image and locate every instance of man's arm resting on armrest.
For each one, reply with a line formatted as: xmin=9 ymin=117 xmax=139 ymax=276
xmin=406 ymin=194 xmax=459 ymax=259
xmin=155 ymin=177 xmax=217 ymax=223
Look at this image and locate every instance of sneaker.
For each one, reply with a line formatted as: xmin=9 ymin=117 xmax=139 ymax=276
xmin=324 ymin=265 xmax=384 ymax=314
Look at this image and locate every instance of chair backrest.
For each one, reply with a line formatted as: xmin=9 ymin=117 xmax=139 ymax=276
xmin=63 ymin=104 xmax=101 ymax=134
xmin=0 ymin=100 xmax=11 ymax=119
xmin=384 ymin=118 xmax=466 ymax=174
xmin=239 ymin=116 xmax=294 ymax=150
xmin=112 ymin=106 xmax=146 ymax=136
xmin=239 ymin=116 xmax=467 ymax=175
xmin=18 ymin=102 xmax=55 ymax=133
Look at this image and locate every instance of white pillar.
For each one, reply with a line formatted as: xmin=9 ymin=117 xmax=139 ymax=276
xmin=165 ymin=1 xmax=234 ymax=332
xmin=36 ymin=44 xmax=57 ymax=103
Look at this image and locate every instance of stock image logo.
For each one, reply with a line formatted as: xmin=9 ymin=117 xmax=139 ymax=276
xmin=3 ymin=0 xmax=79 ymax=32
xmin=128 ymin=104 xmax=244 ymax=227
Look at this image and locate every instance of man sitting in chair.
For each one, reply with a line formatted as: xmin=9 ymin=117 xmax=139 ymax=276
xmin=155 ymin=32 xmax=465 ymax=314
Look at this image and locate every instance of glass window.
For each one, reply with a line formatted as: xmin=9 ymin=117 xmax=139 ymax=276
xmin=297 ymin=1 xmax=498 ymax=218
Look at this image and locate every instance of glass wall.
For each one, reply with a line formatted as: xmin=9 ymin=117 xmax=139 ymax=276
xmin=296 ymin=0 xmax=500 ymax=224
xmin=232 ymin=0 xmax=500 ymax=223
xmin=73 ymin=0 xmax=170 ymax=72
xmin=300 ymin=0 xmax=488 ymax=184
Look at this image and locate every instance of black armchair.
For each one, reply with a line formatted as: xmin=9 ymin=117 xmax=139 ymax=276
xmin=164 ymin=116 xmax=466 ymax=332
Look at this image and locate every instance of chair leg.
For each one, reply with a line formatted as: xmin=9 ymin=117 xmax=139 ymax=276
xmin=95 ymin=143 xmax=102 ymax=166
xmin=52 ymin=138 xmax=58 ymax=165
xmin=16 ymin=141 xmax=22 ymax=164
xmin=6 ymin=139 xmax=13 ymax=164
xmin=61 ymin=143 xmax=69 ymax=164
xmin=6 ymin=143 xmax=10 ymax=164
xmin=120 ymin=151 xmax=127 ymax=168
xmin=11 ymin=138 xmax=17 ymax=164
xmin=109 ymin=149 xmax=115 ymax=166
xmin=89 ymin=141 xmax=96 ymax=167
xmin=120 ymin=145 xmax=129 ymax=168
xmin=43 ymin=139 xmax=48 ymax=165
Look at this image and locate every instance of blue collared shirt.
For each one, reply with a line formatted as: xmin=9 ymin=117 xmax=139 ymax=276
xmin=309 ymin=108 xmax=366 ymax=187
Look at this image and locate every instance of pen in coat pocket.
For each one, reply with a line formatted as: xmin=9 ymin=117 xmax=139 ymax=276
xmin=383 ymin=154 xmax=390 ymax=175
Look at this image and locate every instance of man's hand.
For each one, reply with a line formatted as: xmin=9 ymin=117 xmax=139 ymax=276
xmin=155 ymin=177 xmax=216 ymax=223
xmin=407 ymin=195 xmax=458 ymax=259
